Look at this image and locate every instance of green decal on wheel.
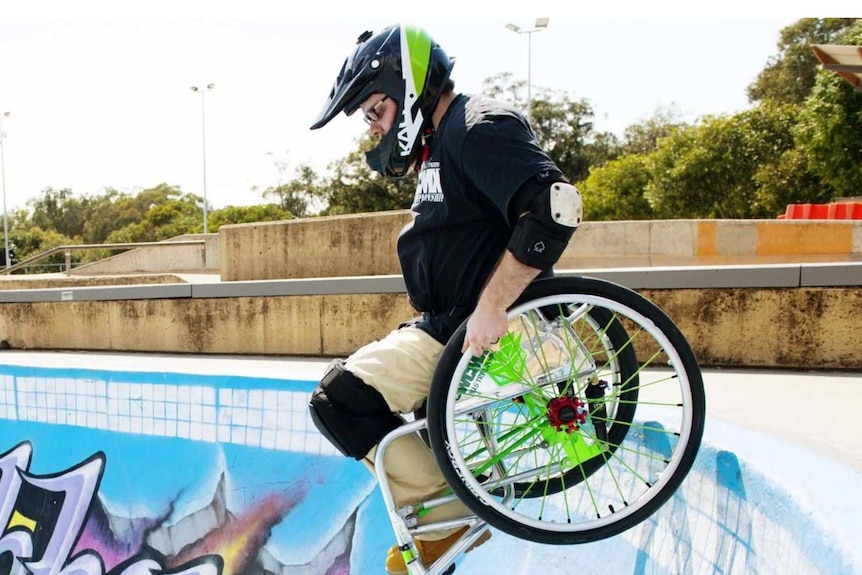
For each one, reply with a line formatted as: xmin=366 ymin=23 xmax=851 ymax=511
xmin=483 ymin=332 xmax=526 ymax=385
xmin=457 ymin=332 xmax=526 ymax=396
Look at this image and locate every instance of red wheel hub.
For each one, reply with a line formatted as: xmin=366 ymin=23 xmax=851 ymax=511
xmin=547 ymin=396 xmax=587 ymax=433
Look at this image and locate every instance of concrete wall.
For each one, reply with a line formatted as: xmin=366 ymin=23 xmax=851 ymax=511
xmin=646 ymin=287 xmax=862 ymax=369
xmin=573 ymin=219 xmax=862 ymax=268
xmin=69 ymin=234 xmax=220 ymax=276
xmin=219 ymin=212 xmax=407 ymax=281
xmin=220 ymin=215 xmax=862 ymax=281
xmin=15 ymin=215 xmax=856 ymax=281
xmin=0 ymin=274 xmax=184 ymax=290
xmin=0 ymin=282 xmax=859 ymax=370
xmin=0 ymin=293 xmax=413 ymax=357
xmin=2 ymin=214 xmax=861 ymax=370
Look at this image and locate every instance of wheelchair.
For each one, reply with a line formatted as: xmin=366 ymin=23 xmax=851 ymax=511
xmin=373 ymin=276 xmax=706 ymax=574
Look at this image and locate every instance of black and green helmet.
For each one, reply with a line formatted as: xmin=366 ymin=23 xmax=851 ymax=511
xmin=310 ymin=24 xmax=455 ymax=178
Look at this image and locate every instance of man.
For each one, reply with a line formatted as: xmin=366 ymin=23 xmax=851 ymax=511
xmin=308 ymin=24 xmax=582 ymax=574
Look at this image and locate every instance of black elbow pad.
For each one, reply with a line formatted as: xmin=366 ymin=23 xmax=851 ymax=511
xmin=507 ymin=182 xmax=582 ymax=270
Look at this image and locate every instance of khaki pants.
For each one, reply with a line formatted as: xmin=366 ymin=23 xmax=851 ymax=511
xmin=345 ymin=324 xmax=471 ymax=541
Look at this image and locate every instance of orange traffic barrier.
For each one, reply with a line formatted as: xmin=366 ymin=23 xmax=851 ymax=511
xmin=779 ymin=202 xmax=862 ymax=220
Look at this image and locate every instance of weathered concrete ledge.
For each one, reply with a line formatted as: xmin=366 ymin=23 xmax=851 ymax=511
xmin=0 ymin=273 xmax=185 ymax=290
xmin=0 ymin=265 xmax=859 ymax=370
xmin=218 ymin=213 xmax=862 ymax=281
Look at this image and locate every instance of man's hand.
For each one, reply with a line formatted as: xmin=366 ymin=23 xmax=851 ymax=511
xmin=462 ymin=302 xmax=509 ymax=356
xmin=461 ymin=251 xmax=542 ymax=356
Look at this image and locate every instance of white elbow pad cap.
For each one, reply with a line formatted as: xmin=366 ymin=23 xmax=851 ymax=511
xmin=550 ymin=182 xmax=583 ymax=228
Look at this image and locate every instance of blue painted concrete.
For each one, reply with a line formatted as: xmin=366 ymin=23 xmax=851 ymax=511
xmin=0 ymin=360 xmax=859 ymax=575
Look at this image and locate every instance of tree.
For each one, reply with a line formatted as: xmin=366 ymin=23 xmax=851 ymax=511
xmin=530 ymin=93 xmax=595 ymax=183
xmin=747 ymin=18 xmax=857 ymax=105
xmin=27 ymin=188 xmax=88 ymax=240
xmin=579 ymin=154 xmax=654 ymax=221
xmin=793 ymin=20 xmax=862 ymax=200
xmin=259 ymin=164 xmax=321 ymax=218
xmin=753 ymin=148 xmax=833 ymax=217
xmin=646 ymin=104 xmax=799 ymax=219
xmin=479 ymin=72 xmax=527 ymax=110
xmin=10 ymin=183 xmax=298 ymax=268
xmin=480 ymin=72 xmax=598 ymax=183
xmin=620 ymin=106 xmax=686 ymax=156
xmin=105 ymin=198 xmax=200 ymax=244
xmin=80 ymin=184 xmax=202 ymax=243
xmin=208 ymin=204 xmax=293 ymax=228
xmin=9 ymin=226 xmax=76 ymax=271
xmin=255 ymin=151 xmax=322 ymax=218
xmin=582 ymin=131 xmax=621 ymax=170
xmin=317 ymin=135 xmax=416 ymax=215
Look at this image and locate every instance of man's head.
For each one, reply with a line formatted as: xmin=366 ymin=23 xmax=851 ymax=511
xmin=310 ymin=24 xmax=455 ymax=178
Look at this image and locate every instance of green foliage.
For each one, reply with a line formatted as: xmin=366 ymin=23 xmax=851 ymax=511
xmin=12 ymin=183 xmax=206 ymax=262
xmin=480 ymin=72 xmax=527 ymax=110
xmin=530 ymin=92 xmax=595 ymax=183
xmin=793 ymin=20 xmax=862 ymax=200
xmin=80 ymin=184 xmax=202 ymax=242
xmin=208 ymin=204 xmax=293 ymax=227
xmin=748 ymin=18 xmax=857 ymax=105
xmin=621 ymin=107 xmax=686 ymax=156
xmin=257 ymin=153 xmax=322 ymax=218
xmin=579 ymin=154 xmax=654 ymax=221
xmin=480 ymin=72 xmax=598 ymax=183
xmin=10 ymin=226 xmax=76 ymax=271
xmin=105 ymin=199 xmax=200 ymax=244
xmin=317 ymin=136 xmax=416 ymax=215
xmin=582 ymin=131 xmax=621 ymax=169
xmin=646 ymin=104 xmax=799 ymax=219
xmin=27 ymin=188 xmax=87 ymax=240
xmin=578 ymin=108 xmax=688 ymax=221
xmin=753 ymin=148 xmax=833 ymax=217
xmin=263 ymin=165 xmax=317 ymax=218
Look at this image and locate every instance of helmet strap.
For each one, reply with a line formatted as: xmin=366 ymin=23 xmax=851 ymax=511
xmin=416 ymin=128 xmax=435 ymax=171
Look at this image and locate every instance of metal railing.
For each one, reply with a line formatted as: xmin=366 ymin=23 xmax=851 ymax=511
xmin=0 ymin=240 xmax=208 ymax=275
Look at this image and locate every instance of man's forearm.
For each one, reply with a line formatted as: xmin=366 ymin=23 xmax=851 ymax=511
xmin=475 ymin=251 xmax=542 ymax=313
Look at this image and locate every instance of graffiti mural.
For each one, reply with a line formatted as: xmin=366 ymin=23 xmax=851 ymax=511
xmin=0 ymin=441 xmax=219 ymax=575
xmin=0 ymin=441 xmax=355 ymax=575
xmin=0 ymin=367 xmax=374 ymax=575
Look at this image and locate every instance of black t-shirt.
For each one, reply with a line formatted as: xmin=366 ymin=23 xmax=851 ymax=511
xmin=397 ymin=94 xmax=562 ymax=344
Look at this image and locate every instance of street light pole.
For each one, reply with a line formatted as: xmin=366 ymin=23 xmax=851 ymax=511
xmin=505 ymin=18 xmax=550 ymax=126
xmin=190 ymin=83 xmax=215 ymax=233
xmin=0 ymin=111 xmax=10 ymax=269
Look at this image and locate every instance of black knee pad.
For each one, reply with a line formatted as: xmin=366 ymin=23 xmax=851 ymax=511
xmin=308 ymin=359 xmax=403 ymax=460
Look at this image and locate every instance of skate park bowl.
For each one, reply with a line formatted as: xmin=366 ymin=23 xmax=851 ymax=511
xmin=0 ymin=352 xmax=858 ymax=575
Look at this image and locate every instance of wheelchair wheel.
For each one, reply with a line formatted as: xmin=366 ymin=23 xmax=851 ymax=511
xmin=426 ymin=276 xmax=705 ymax=545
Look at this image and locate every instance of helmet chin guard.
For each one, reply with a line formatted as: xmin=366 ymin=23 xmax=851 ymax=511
xmin=365 ymin=128 xmax=401 ymax=176
xmin=310 ymin=24 xmax=455 ymax=178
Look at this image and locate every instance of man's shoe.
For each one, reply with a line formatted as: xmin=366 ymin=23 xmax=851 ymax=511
xmin=385 ymin=526 xmax=491 ymax=575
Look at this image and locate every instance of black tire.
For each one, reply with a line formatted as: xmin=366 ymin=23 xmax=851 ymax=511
xmin=426 ymin=276 xmax=705 ymax=545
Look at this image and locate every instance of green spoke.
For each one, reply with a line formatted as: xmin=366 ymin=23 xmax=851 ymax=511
xmin=470 ymin=426 xmax=544 ymax=477
xmin=601 ymin=439 xmax=673 ymax=466
xmin=603 ymin=445 xmax=658 ymax=487
xmin=572 ymin=444 xmax=602 ymax=518
xmin=523 ymin=312 xmax=555 ymax=379
xmin=594 ymin=449 xmax=630 ymax=510
xmin=614 ymin=399 xmax=682 ymax=407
